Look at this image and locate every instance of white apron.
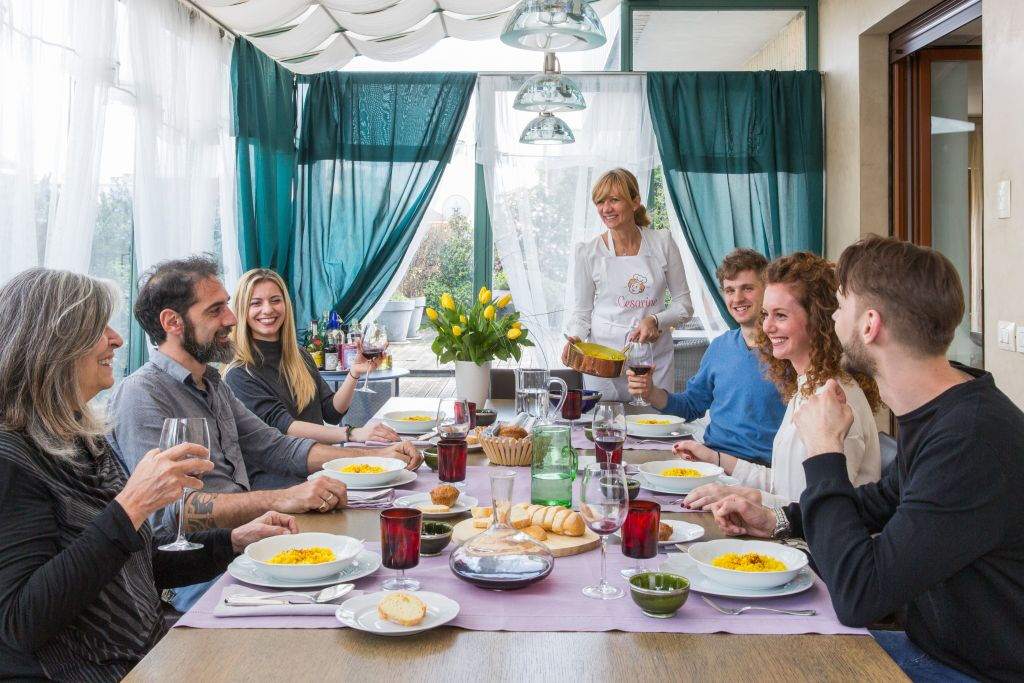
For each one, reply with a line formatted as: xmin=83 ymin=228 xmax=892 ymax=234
xmin=585 ymin=232 xmax=675 ymax=401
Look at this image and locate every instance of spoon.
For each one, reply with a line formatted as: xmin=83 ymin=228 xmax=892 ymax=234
xmin=562 ymin=333 xmax=585 ymax=354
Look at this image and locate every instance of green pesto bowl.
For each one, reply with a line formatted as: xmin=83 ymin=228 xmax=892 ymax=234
xmin=628 ymin=572 xmax=690 ymax=618
xmin=422 ymin=446 xmax=438 ymax=472
xmin=420 ymin=521 xmax=453 ymax=556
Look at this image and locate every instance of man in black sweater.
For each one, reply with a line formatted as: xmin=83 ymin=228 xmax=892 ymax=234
xmin=710 ymin=236 xmax=1024 ymax=682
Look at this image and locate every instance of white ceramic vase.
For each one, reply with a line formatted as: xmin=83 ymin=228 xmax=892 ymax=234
xmin=454 ymin=360 xmax=491 ymax=406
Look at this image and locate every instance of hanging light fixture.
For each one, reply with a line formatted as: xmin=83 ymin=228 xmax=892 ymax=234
xmin=513 ymin=52 xmax=586 ymax=113
xmin=519 ymin=112 xmax=576 ymax=145
xmin=501 ymin=0 xmax=606 ymax=53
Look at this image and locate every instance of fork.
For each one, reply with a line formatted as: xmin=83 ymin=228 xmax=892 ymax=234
xmin=701 ymin=595 xmax=816 ymax=616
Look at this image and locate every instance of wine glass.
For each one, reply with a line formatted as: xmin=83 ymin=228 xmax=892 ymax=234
xmin=592 ymin=401 xmax=626 ymax=466
xmin=436 ymin=398 xmax=471 ymax=440
xmin=157 ymin=417 xmax=211 ymax=552
xmin=436 ymin=398 xmax=471 ymax=487
xmin=380 ymin=508 xmax=422 ymax=591
xmin=356 ymin=320 xmax=387 ymax=393
xmin=620 ymin=500 xmax=661 ymax=578
xmin=627 ymin=342 xmax=654 ymax=407
xmin=579 ymin=462 xmax=629 ymax=599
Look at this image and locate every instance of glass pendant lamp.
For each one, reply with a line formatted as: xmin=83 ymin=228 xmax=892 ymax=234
xmin=513 ymin=52 xmax=586 ymax=113
xmin=519 ymin=112 xmax=575 ymax=145
xmin=500 ymin=0 xmax=606 ymax=52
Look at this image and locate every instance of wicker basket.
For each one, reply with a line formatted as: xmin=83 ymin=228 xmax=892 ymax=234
xmin=480 ymin=434 xmax=533 ymax=467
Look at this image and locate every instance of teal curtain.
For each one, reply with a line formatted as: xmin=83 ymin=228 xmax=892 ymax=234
xmin=647 ymin=71 xmax=824 ymax=325
xmin=292 ymin=72 xmax=475 ymax=324
xmin=232 ymin=38 xmax=296 ymax=281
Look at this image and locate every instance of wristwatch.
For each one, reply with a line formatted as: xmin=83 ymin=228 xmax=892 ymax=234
xmin=770 ymin=506 xmax=792 ymax=540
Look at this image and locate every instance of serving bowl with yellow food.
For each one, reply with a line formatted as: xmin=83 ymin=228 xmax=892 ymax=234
xmin=686 ymin=539 xmax=808 ymax=590
xmin=244 ymin=532 xmax=364 ymax=582
xmin=625 ymin=413 xmax=687 ymax=437
xmin=564 ymin=341 xmax=626 ymax=379
xmin=322 ymin=456 xmax=406 ymax=487
xmin=637 ymin=459 xmax=723 ymax=494
xmin=381 ymin=410 xmax=439 ymax=434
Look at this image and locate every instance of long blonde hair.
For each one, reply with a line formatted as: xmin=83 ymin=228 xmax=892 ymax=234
xmin=228 ymin=269 xmax=316 ymax=412
xmin=0 ymin=268 xmax=119 ymax=460
xmin=591 ymin=168 xmax=651 ymax=227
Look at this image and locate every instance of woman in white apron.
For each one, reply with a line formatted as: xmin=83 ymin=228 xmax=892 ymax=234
xmin=563 ymin=168 xmax=693 ymax=401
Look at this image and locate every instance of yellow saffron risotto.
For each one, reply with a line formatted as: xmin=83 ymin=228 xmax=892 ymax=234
xmin=398 ymin=415 xmax=433 ymax=421
xmin=660 ymin=467 xmax=702 ymax=477
xmin=711 ymin=552 xmax=786 ymax=572
xmin=267 ymin=547 xmax=337 ymax=565
xmin=340 ymin=463 xmax=386 ymax=474
xmin=635 ymin=419 xmax=671 ymax=425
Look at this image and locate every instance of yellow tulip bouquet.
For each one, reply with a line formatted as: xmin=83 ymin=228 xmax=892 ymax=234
xmin=425 ymin=287 xmax=534 ymax=365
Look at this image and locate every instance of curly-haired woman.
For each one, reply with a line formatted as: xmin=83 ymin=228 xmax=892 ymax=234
xmin=677 ymin=252 xmax=882 ymax=508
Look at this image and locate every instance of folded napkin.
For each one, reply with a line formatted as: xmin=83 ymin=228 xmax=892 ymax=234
xmin=213 ymin=585 xmax=363 ymax=618
xmin=347 ymin=489 xmax=393 ymax=501
xmin=342 ymin=441 xmax=392 ymax=448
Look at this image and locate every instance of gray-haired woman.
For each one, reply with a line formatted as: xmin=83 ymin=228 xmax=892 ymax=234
xmin=0 ymin=268 xmax=298 ymax=682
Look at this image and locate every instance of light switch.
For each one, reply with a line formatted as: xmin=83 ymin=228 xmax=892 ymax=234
xmin=998 ymin=321 xmax=1015 ymax=350
xmin=997 ymin=180 xmax=1011 ymax=219
xmin=1016 ymin=326 xmax=1024 ymax=353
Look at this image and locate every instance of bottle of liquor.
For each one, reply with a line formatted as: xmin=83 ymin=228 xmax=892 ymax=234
xmin=324 ymin=333 xmax=339 ymax=371
xmin=308 ymin=319 xmax=325 ymax=370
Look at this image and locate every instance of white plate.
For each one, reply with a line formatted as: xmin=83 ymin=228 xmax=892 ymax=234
xmin=336 ymin=591 xmax=460 ymax=636
xmin=614 ymin=519 xmax=704 ymax=545
xmin=309 ymin=468 xmax=418 ymax=490
xmin=626 ymin=414 xmax=687 ymax=437
xmin=394 ymin=493 xmax=479 ymax=518
xmin=381 ymin=410 xmax=439 ymax=434
xmin=624 ymin=422 xmax=697 ymax=439
xmin=637 ymin=474 xmax=738 ymax=496
xmin=227 ymin=549 xmax=382 ymax=589
xmin=321 ymin=456 xmax=407 ymax=487
xmin=659 ymin=553 xmax=814 ymax=599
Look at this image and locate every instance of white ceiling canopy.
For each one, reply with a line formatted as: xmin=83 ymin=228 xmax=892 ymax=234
xmin=189 ymin=0 xmax=621 ymax=73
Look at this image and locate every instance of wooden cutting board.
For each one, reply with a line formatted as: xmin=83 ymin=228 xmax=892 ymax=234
xmin=451 ymin=518 xmax=600 ymax=557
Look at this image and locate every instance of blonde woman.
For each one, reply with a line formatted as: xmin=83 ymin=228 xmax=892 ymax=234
xmin=225 ymin=270 xmax=398 ymax=461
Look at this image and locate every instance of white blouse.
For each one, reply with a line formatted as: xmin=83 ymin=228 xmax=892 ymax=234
xmin=731 ymin=375 xmax=882 ymax=507
xmin=565 ymin=228 xmax=692 ymax=339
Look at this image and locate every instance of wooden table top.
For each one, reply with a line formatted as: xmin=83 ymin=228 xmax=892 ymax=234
xmin=125 ymin=399 xmax=906 ymax=682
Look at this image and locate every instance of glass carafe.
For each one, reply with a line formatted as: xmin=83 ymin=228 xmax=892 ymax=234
xmin=530 ymin=424 xmax=577 ymax=507
xmin=515 ymin=368 xmax=567 ymax=420
xmin=450 ymin=470 xmax=554 ymax=590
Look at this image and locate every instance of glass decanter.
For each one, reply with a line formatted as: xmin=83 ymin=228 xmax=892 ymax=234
xmin=449 ymin=469 xmax=554 ymax=590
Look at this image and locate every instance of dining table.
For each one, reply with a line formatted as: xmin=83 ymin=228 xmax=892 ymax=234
xmin=125 ymin=398 xmax=907 ymax=682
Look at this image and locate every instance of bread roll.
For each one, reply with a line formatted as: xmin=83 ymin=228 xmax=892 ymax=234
xmin=521 ymin=524 xmax=547 ymax=541
xmin=658 ymin=522 xmax=673 ymax=541
xmin=497 ymin=425 xmax=529 ymax=439
xmin=430 ymin=484 xmax=459 ymax=507
xmin=378 ymin=592 xmax=426 ymax=627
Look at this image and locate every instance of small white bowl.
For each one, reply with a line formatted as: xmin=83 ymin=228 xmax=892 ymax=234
xmin=244 ymin=532 xmax=364 ymax=582
xmin=687 ymin=539 xmax=808 ymax=590
xmin=322 ymin=457 xmax=406 ymax=487
xmin=638 ymin=459 xmax=723 ymax=493
xmin=627 ymin=414 xmax=686 ymax=437
xmin=381 ymin=410 xmax=438 ymax=434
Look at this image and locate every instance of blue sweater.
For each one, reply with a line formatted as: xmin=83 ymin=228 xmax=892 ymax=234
xmin=663 ymin=328 xmax=785 ymax=465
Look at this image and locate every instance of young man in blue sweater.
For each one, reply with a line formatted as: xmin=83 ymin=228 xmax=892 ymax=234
xmin=627 ymin=249 xmax=785 ymax=465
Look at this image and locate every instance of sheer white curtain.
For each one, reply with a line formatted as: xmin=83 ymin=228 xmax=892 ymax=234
xmin=128 ymin=0 xmax=238 ymax=294
xmin=0 ymin=0 xmax=117 ymax=279
xmin=476 ymin=74 xmax=660 ymax=366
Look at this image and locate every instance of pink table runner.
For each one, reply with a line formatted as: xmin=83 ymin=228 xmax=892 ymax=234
xmin=176 ymin=542 xmax=865 ymax=636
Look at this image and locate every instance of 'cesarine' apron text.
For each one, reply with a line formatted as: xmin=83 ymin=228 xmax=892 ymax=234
xmin=616 ymin=295 xmax=657 ymax=309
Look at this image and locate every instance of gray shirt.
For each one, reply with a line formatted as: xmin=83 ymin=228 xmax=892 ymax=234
xmin=107 ymin=350 xmax=316 ymax=533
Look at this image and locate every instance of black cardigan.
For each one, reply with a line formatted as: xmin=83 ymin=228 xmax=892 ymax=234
xmin=788 ymin=366 xmax=1024 ymax=682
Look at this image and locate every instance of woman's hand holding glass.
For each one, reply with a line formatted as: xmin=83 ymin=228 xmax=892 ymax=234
xmin=349 ymin=340 xmax=387 ymax=380
xmin=114 ymin=443 xmax=212 ymax=530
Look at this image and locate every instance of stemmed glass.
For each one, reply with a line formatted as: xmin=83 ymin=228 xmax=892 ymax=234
xmin=157 ymin=417 xmax=211 ymax=552
xmin=592 ymin=401 xmax=626 ymax=466
xmin=579 ymin=462 xmax=629 ymax=599
xmin=620 ymin=500 xmax=661 ymax=578
xmin=356 ymin=321 xmax=388 ymax=393
xmin=436 ymin=398 xmax=470 ymax=487
xmin=380 ymin=508 xmax=422 ymax=591
xmin=626 ymin=342 xmax=654 ymax=407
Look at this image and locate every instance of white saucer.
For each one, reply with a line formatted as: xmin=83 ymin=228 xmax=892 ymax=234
xmin=614 ymin=519 xmax=704 ymax=545
xmin=659 ymin=553 xmax=814 ymax=599
xmin=637 ymin=473 xmax=738 ymax=496
xmin=227 ymin=549 xmax=382 ymax=588
xmin=336 ymin=591 xmax=460 ymax=635
xmin=394 ymin=493 xmax=479 ymax=518
xmin=309 ymin=468 xmax=418 ymax=490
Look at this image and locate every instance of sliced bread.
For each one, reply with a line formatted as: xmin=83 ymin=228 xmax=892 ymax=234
xmin=377 ymin=592 xmax=427 ymax=627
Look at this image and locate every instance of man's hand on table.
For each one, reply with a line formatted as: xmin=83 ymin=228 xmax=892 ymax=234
xmin=275 ymin=477 xmax=348 ymax=514
xmin=230 ymin=511 xmax=298 ymax=553
xmin=709 ymin=495 xmax=776 ymax=538
xmin=381 ymin=441 xmax=423 ymax=470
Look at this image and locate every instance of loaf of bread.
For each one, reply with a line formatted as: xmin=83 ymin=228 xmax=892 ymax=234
xmin=497 ymin=424 xmax=529 ymax=440
xmin=507 ymin=503 xmax=585 ymax=537
xmin=521 ymin=524 xmax=547 ymax=541
xmin=378 ymin=592 xmax=426 ymax=627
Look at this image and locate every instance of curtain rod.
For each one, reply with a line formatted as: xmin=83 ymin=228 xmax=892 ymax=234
xmin=180 ymin=0 xmax=240 ymax=38
xmin=476 ymin=71 xmax=647 ymax=76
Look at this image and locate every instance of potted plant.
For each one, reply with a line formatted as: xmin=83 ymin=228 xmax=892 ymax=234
xmin=406 ymin=294 xmax=427 ymax=339
xmin=425 ymin=287 xmax=533 ymax=405
xmin=379 ymin=292 xmax=414 ymax=343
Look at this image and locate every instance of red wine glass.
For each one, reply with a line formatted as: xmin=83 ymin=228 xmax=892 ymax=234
xmin=380 ymin=508 xmax=422 ymax=591
xmin=620 ymin=500 xmax=660 ymax=578
xmin=627 ymin=342 xmax=654 ymax=407
xmin=579 ymin=462 xmax=629 ymax=600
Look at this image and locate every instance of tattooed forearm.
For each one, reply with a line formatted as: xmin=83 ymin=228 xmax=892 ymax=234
xmin=184 ymin=491 xmax=219 ymax=531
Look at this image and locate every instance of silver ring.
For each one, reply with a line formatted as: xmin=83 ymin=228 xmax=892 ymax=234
xmin=318 ymin=500 xmax=330 ymax=512
xmin=324 ymin=492 xmax=334 ymax=503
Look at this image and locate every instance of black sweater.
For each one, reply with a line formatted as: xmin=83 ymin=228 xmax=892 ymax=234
xmin=0 ymin=439 xmax=233 ymax=681
xmin=789 ymin=366 xmax=1024 ymax=682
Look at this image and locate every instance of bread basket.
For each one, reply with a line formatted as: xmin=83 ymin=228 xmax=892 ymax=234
xmin=480 ymin=434 xmax=533 ymax=467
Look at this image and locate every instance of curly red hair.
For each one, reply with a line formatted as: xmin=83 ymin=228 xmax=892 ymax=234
xmin=755 ymin=252 xmax=882 ymax=412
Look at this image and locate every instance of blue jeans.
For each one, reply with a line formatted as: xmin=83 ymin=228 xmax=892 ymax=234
xmin=871 ymin=630 xmax=978 ymax=683
xmin=169 ymin=576 xmax=220 ymax=613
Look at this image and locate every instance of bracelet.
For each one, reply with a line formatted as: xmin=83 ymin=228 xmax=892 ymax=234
xmin=342 ymin=425 xmax=353 ymax=442
xmin=716 ymin=451 xmax=722 ymax=467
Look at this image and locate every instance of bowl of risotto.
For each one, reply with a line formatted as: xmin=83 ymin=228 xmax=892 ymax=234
xmin=381 ymin=410 xmax=438 ymax=434
xmin=244 ymin=532 xmax=364 ymax=581
xmin=637 ymin=459 xmax=723 ymax=493
xmin=626 ymin=414 xmax=686 ymax=437
xmin=322 ymin=456 xmax=406 ymax=486
xmin=687 ymin=539 xmax=808 ymax=590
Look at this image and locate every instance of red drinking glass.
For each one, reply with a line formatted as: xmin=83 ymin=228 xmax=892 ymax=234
xmin=380 ymin=508 xmax=422 ymax=591
xmin=561 ymin=389 xmax=583 ymax=421
xmin=620 ymin=500 xmax=660 ymax=578
xmin=438 ymin=438 xmax=468 ymax=484
xmin=466 ymin=401 xmax=477 ymax=430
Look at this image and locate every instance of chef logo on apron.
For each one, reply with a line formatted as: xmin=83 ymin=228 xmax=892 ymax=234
xmin=618 ymin=273 xmax=656 ymax=309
